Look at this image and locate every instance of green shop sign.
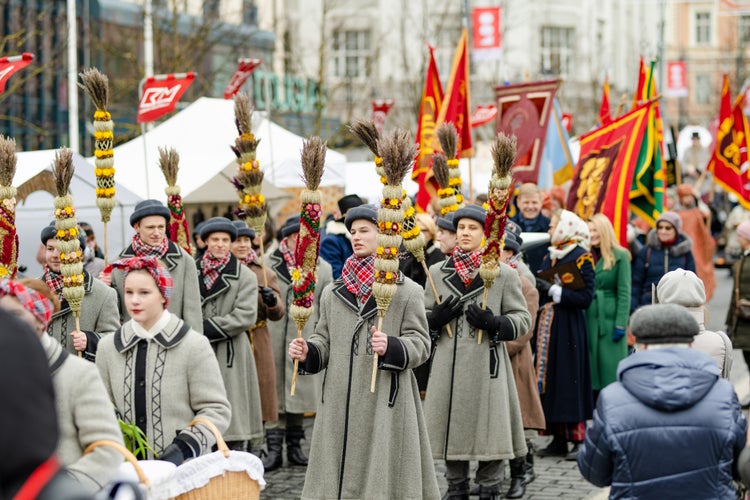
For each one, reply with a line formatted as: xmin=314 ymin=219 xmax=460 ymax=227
xmin=253 ymin=70 xmax=326 ymax=113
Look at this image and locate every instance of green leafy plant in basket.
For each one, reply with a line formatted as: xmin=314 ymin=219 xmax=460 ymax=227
xmin=118 ymin=418 xmax=158 ymax=460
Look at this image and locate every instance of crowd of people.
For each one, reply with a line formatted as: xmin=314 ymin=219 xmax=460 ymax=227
xmin=2 ymin=180 xmax=750 ymax=500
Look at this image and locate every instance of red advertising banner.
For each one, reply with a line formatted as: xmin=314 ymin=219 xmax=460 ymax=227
xmin=371 ymin=99 xmax=395 ymax=134
xmin=665 ymin=61 xmax=688 ymax=98
xmin=561 ymin=112 xmax=573 ymax=133
xmin=0 ymin=53 xmax=34 ymax=93
xmin=223 ymin=58 xmax=262 ymax=99
xmin=137 ymin=72 xmax=196 ymax=123
xmin=470 ymin=104 xmax=498 ymax=128
xmin=471 ymin=7 xmax=502 ymax=61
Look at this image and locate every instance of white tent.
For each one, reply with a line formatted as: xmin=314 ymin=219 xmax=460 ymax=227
xmin=14 ymin=150 xmax=143 ymax=277
xmin=107 ymin=97 xmax=348 ymax=204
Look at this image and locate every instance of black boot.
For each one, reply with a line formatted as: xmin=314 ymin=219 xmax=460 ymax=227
xmin=565 ymin=443 xmax=581 ymax=461
xmin=505 ymin=458 xmax=526 ymax=499
xmin=478 ymin=485 xmax=502 ymax=500
xmin=286 ymin=426 xmax=309 ymax=466
xmin=442 ymin=480 xmax=470 ymax=500
xmin=523 ymin=447 xmax=536 ymax=485
xmin=536 ymin=435 xmax=568 ymax=457
xmin=262 ymin=429 xmax=284 ymax=472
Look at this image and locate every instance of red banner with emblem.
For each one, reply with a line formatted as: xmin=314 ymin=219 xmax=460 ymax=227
xmin=413 ymin=46 xmax=444 ymax=212
xmin=137 ymin=73 xmax=196 ymax=123
xmin=471 ymin=104 xmax=497 ymax=128
xmin=0 ymin=53 xmax=34 ymax=94
xmin=223 ymin=59 xmax=262 ymax=99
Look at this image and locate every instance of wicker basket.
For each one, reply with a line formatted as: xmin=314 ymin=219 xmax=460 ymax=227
xmin=83 ymin=439 xmax=151 ymax=489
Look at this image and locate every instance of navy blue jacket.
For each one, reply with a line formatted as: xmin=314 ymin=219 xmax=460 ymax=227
xmin=319 ymin=220 xmax=352 ymax=280
xmin=511 ymin=213 xmax=550 ymax=273
xmin=578 ymin=347 xmax=746 ymax=500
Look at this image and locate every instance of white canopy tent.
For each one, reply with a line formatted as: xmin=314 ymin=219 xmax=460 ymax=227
xmin=14 ymin=150 xmax=143 ymax=277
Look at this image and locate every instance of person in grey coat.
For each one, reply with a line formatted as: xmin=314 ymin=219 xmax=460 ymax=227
xmin=198 ymin=217 xmax=262 ymax=452
xmin=40 ymin=224 xmax=119 ymax=361
xmin=101 ymin=199 xmax=203 ymax=332
xmin=96 ymin=256 xmax=231 ymax=465
xmin=289 ymin=204 xmax=439 ymax=499
xmin=423 ymin=205 xmax=531 ymax=500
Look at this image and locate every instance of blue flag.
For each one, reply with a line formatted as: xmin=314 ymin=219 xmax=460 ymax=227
xmin=538 ymin=99 xmax=574 ymax=190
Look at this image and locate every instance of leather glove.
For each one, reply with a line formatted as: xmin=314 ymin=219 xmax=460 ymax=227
xmin=465 ymin=303 xmax=502 ymax=335
xmin=427 ymin=295 xmax=463 ymax=334
xmin=613 ymin=326 xmax=626 ymax=342
xmin=260 ymin=286 xmax=277 ymax=307
xmin=536 ymin=277 xmax=552 ymax=297
xmin=549 ymin=284 xmax=562 ymax=303
xmin=159 ymin=442 xmax=186 ymax=466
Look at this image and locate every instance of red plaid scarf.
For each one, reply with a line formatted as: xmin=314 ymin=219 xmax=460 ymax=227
xmin=341 ymin=254 xmax=375 ymax=305
xmin=279 ymin=237 xmax=296 ymax=269
xmin=453 ymin=247 xmax=483 ymax=287
xmin=239 ymin=249 xmax=258 ymax=266
xmin=105 ymin=256 xmax=173 ymax=307
xmin=200 ymin=251 xmax=231 ymax=290
xmin=131 ymin=233 xmax=169 ymax=259
xmin=0 ymin=279 xmax=55 ymax=327
xmin=43 ymin=266 xmax=65 ymax=302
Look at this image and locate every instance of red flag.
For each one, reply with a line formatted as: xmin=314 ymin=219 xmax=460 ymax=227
xmin=707 ymin=75 xmax=750 ymax=209
xmin=137 ymin=72 xmax=196 ymax=123
xmin=413 ymin=46 xmax=444 ymax=212
xmin=435 ymin=29 xmax=473 ymax=157
xmin=566 ymin=101 xmax=653 ymax=245
xmin=371 ymin=99 xmax=395 ymax=134
xmin=631 ymin=56 xmax=646 ymax=110
xmin=470 ymin=104 xmax=498 ymax=128
xmin=223 ymin=58 xmax=262 ymax=99
xmin=598 ymin=76 xmax=611 ymax=126
xmin=0 ymin=53 xmax=34 ymax=93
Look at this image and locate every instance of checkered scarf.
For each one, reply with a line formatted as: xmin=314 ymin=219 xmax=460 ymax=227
xmin=43 ymin=266 xmax=65 ymax=302
xmin=278 ymin=237 xmax=296 ymax=269
xmin=0 ymin=279 xmax=54 ymax=328
xmin=239 ymin=248 xmax=258 ymax=266
xmin=341 ymin=254 xmax=375 ymax=305
xmin=452 ymin=247 xmax=483 ymax=287
xmin=131 ymin=233 xmax=169 ymax=259
xmin=200 ymin=251 xmax=231 ymax=290
xmin=104 ymin=256 xmax=173 ymax=308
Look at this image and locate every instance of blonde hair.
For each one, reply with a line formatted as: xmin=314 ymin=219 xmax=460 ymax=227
xmin=415 ymin=213 xmax=437 ymax=240
xmin=517 ymin=182 xmax=542 ymax=200
xmin=588 ymin=214 xmax=628 ymax=269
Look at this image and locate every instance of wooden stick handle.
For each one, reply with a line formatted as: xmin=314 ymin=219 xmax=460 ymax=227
xmin=290 ymin=327 xmax=303 ymax=396
xmin=478 ymin=287 xmax=489 ymax=344
xmin=421 ymin=260 xmax=453 ymax=338
xmin=103 ymin=222 xmax=109 ymax=266
xmin=75 ymin=316 xmax=82 ymax=357
xmin=371 ymin=316 xmax=382 ymax=393
xmin=259 ymin=233 xmax=268 ymax=288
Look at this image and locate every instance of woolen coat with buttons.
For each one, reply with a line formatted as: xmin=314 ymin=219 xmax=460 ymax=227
xmin=199 ymin=254 xmax=261 ymax=442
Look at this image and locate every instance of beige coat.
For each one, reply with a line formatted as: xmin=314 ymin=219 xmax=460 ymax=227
xmin=96 ymin=314 xmax=231 ymax=458
xmin=200 ymin=254 xmax=261 ymax=442
xmin=424 ymin=258 xmax=531 ymax=461
xmin=43 ymin=335 xmax=123 ymax=493
xmin=111 ymin=241 xmax=203 ymax=332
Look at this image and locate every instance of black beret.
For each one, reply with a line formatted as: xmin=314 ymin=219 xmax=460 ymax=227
xmin=231 ymin=221 xmax=256 ymax=240
xmin=280 ymin=215 xmax=301 ymax=238
xmin=503 ymin=231 xmax=521 ymax=254
xmin=130 ymin=199 xmax=171 ymax=227
xmin=630 ymin=304 xmax=699 ymax=344
xmin=344 ymin=204 xmax=378 ymax=231
xmin=40 ymin=221 xmax=86 ymax=249
xmin=437 ymin=213 xmax=456 ymax=233
xmin=200 ymin=217 xmax=238 ymax=242
xmin=452 ymin=204 xmax=486 ymax=230
xmin=337 ymin=194 xmax=364 ymax=216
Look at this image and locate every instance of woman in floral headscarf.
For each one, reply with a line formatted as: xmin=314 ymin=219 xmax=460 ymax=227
xmin=534 ymin=209 xmax=595 ymax=462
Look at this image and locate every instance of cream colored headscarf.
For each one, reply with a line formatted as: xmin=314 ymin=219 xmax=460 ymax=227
xmin=548 ymin=209 xmax=590 ymax=260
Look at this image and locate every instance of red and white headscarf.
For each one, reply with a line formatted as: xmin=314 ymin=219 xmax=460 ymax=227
xmin=104 ymin=256 xmax=173 ymax=308
xmin=0 ymin=279 xmax=55 ymax=328
xmin=548 ymin=209 xmax=590 ymax=260
xmin=341 ymin=254 xmax=375 ymax=306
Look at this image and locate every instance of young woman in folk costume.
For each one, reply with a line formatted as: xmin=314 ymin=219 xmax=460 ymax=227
xmin=96 ymin=256 xmax=230 ymax=465
xmin=288 ymin=205 xmax=439 ymax=499
xmin=40 ymin=223 xmax=119 ymax=361
xmin=423 ymin=204 xmax=531 ymax=500
xmin=0 ymin=278 xmax=124 ymax=493
xmin=534 ymin=209 xmax=595 ymax=461
xmin=197 ymin=217 xmax=262 ymax=453
xmin=265 ymin=215 xmax=333 ymax=472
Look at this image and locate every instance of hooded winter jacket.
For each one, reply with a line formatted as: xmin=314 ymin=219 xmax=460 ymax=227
xmin=577 ymin=347 xmax=746 ymax=500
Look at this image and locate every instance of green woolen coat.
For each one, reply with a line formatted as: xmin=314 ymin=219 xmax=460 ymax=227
xmin=584 ymin=247 xmax=631 ymax=390
xmin=727 ymin=252 xmax=750 ymax=349
xmin=299 ymin=276 xmax=439 ymax=500
xmin=423 ymin=258 xmax=531 ymax=461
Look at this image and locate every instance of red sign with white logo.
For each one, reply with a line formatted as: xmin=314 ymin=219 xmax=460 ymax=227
xmin=471 ymin=7 xmax=502 ymax=61
xmin=137 ymin=72 xmax=196 ymax=123
xmin=372 ymin=99 xmax=395 ymax=134
xmin=561 ymin=113 xmax=573 ymax=133
xmin=223 ymin=58 xmax=262 ymax=100
xmin=0 ymin=53 xmax=34 ymax=93
xmin=665 ymin=61 xmax=688 ymax=98
xmin=470 ymin=104 xmax=498 ymax=128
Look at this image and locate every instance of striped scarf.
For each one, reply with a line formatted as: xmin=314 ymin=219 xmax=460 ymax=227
xmin=131 ymin=233 xmax=169 ymax=259
xmin=43 ymin=266 xmax=65 ymax=302
xmin=200 ymin=251 xmax=231 ymax=290
xmin=341 ymin=254 xmax=375 ymax=306
xmin=279 ymin=237 xmax=296 ymax=269
xmin=452 ymin=247 xmax=483 ymax=287
xmin=535 ymin=302 xmax=555 ymax=394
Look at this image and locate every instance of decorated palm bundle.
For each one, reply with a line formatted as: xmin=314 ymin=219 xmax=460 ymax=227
xmin=52 ymin=148 xmax=85 ymax=354
xmin=431 ymin=152 xmax=457 ymax=216
xmin=0 ymin=136 xmax=18 ymax=278
xmin=437 ymin=122 xmax=465 ymax=210
xmin=79 ymin=68 xmax=115 ymax=263
xmin=477 ymin=133 xmax=516 ymax=344
xmin=290 ymin=136 xmax=327 ymax=396
xmin=157 ymin=146 xmax=190 ymax=254
xmin=370 ymin=129 xmax=417 ymax=392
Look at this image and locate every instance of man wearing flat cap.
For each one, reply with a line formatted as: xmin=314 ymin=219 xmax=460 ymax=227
xmin=578 ymin=304 xmax=746 ymax=499
xmin=101 ymin=199 xmax=203 ymax=332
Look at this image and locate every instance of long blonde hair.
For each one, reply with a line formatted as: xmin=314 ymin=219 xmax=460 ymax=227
xmin=588 ymin=214 xmax=627 ymax=269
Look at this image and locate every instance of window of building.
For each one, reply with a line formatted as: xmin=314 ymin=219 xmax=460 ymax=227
xmin=540 ymin=26 xmax=575 ymax=77
xmin=242 ymin=1 xmax=257 ymax=25
xmin=740 ymin=15 xmax=750 ymax=43
xmin=332 ymin=29 xmax=372 ymax=79
xmin=695 ymin=12 xmax=711 ymax=45
xmin=694 ymin=74 xmax=712 ymax=105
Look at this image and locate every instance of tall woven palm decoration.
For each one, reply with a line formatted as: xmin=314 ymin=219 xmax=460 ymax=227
xmin=52 ymin=148 xmax=85 ymax=355
xmin=477 ymin=133 xmax=516 ymax=344
xmin=157 ymin=146 xmax=190 ymax=254
xmin=0 ymin=136 xmax=18 ymax=278
xmin=230 ymin=93 xmax=268 ymax=286
xmin=436 ymin=122 xmax=465 ymax=212
xmin=79 ymin=68 xmax=115 ymax=263
xmin=370 ymin=129 xmax=417 ymax=392
xmin=290 ymin=136 xmax=326 ymax=396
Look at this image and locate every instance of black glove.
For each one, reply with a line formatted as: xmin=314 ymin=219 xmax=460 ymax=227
xmin=427 ymin=295 xmax=463 ymax=335
xmin=466 ymin=303 xmax=503 ymax=338
xmin=159 ymin=442 xmax=186 ymax=466
xmin=535 ymin=277 xmax=552 ymax=297
xmin=260 ymin=286 xmax=277 ymax=307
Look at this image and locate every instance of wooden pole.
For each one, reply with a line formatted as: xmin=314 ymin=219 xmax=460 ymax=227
xmin=103 ymin=222 xmax=109 ymax=265
xmin=477 ymin=287 xmax=489 ymax=344
xmin=258 ymin=230 xmax=268 ymax=288
xmin=421 ymin=260 xmax=453 ymax=338
xmin=290 ymin=327 xmax=303 ymax=396
xmin=371 ymin=316 xmax=382 ymax=393
xmin=75 ymin=316 xmax=82 ymax=357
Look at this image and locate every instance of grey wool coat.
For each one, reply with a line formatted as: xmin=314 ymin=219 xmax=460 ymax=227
xmin=200 ymin=254 xmax=262 ymax=442
xmin=46 ymin=271 xmax=120 ymax=360
xmin=111 ymin=241 xmax=203 ymax=333
xmin=299 ymin=275 xmax=440 ymax=500
xmin=424 ymin=258 xmax=531 ymax=461
xmin=96 ymin=314 xmax=231 ymax=458
xmin=43 ymin=335 xmax=124 ymax=493
xmin=266 ymin=249 xmax=332 ymax=415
